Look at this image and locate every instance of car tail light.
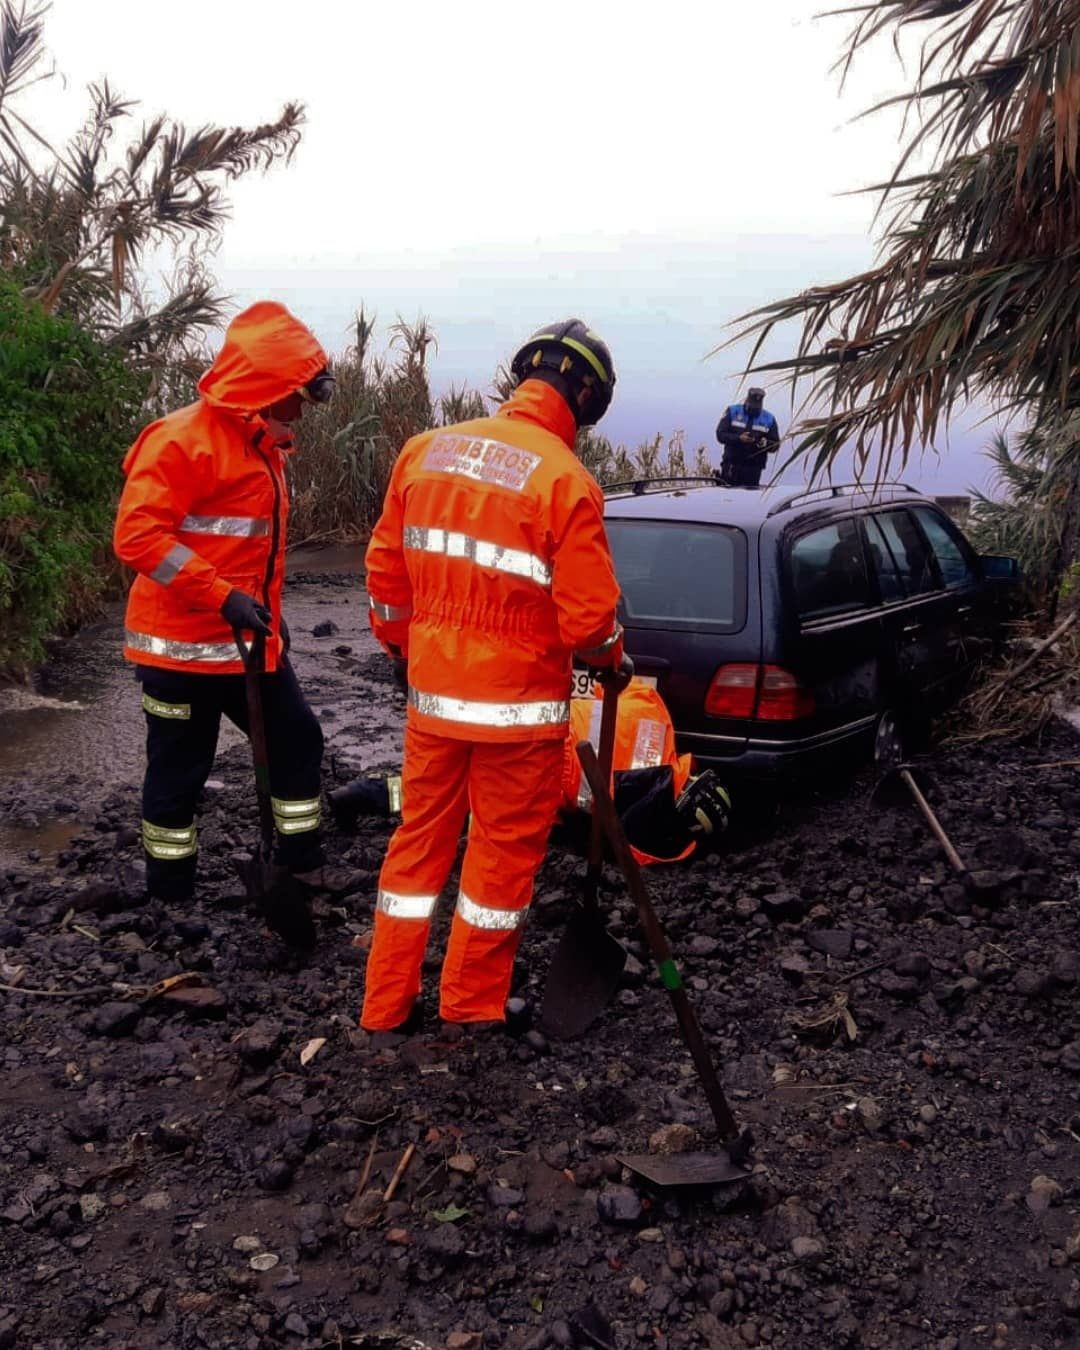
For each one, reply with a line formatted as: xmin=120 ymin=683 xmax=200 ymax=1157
xmin=756 ymin=666 xmax=815 ymax=721
xmin=704 ymin=664 xmax=760 ymax=718
xmin=705 ymin=664 xmax=814 ymax=721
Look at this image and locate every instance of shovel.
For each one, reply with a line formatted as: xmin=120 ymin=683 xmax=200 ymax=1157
xmin=539 ymin=678 xmax=627 ymax=1040
xmin=576 ymin=739 xmax=753 ymax=1182
xmin=233 ymin=628 xmax=315 ymax=948
xmin=871 ymin=762 xmax=1002 ymax=902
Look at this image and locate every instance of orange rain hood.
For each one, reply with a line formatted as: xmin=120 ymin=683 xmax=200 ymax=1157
xmin=198 ymin=300 xmax=327 ymax=413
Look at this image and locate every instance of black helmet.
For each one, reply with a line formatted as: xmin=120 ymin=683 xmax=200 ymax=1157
xmin=509 ymin=319 xmax=615 ymax=426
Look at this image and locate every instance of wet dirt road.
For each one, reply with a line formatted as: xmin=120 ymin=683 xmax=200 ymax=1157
xmin=0 ymin=550 xmax=399 ymax=868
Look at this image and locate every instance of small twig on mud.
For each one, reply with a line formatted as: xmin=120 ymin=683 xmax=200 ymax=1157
xmin=357 ymin=1134 xmax=378 ymax=1197
xmin=1032 ymin=759 xmax=1080 ymax=770
xmin=830 ymin=956 xmax=893 ymax=985
xmin=383 ymin=1142 xmax=417 ymax=1202
xmin=414 ymin=1157 xmax=448 ymax=1201
xmin=0 ymin=981 xmax=115 ymax=998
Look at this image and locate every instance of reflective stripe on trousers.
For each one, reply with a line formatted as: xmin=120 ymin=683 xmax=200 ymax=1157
xmin=127 ymin=630 xmax=239 ymax=664
xmin=142 ymin=819 xmax=197 ymax=860
xmin=408 ymin=686 xmax=569 ymax=730
xmin=376 ymin=888 xmax=439 ymax=920
xmin=402 ymin=526 xmax=552 ymax=588
xmin=271 ymin=795 xmax=322 ymax=835
xmin=455 ymin=889 xmax=529 ymax=932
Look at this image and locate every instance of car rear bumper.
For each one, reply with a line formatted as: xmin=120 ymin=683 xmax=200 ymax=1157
xmin=677 ymin=714 xmax=877 ymax=781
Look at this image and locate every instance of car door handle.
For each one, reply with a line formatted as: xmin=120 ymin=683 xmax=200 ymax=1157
xmin=902 ymin=623 xmax=921 ymax=634
xmin=956 ymin=605 xmax=973 ymax=616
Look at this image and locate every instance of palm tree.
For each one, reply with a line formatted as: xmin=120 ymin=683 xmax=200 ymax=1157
xmin=0 ymin=1 xmax=304 ymax=383
xmin=732 ymin=1 xmax=1080 ymax=495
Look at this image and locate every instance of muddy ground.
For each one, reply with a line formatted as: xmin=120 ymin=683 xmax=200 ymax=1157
xmin=1 ymin=565 xmax=1080 ymax=1350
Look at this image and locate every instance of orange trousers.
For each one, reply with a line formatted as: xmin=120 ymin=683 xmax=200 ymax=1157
xmin=360 ymin=725 xmax=564 ymax=1029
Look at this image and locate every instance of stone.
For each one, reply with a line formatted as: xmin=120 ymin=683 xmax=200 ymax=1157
xmin=857 ymin=1097 xmax=887 ymax=1133
xmin=151 ymin=1119 xmax=197 ymax=1154
xmin=1027 ymin=1175 xmax=1063 ymax=1214
xmin=161 ymin=984 xmax=227 ymax=1020
xmin=140 ymin=1287 xmax=165 ymax=1317
xmin=447 ymin=1154 xmax=477 ymax=1175
xmin=523 ymin=1209 xmax=557 ymax=1243
xmin=78 ymin=1194 xmax=106 ymax=1223
xmin=312 ymin=620 xmax=339 ymax=638
xmin=761 ymin=892 xmax=808 ymax=923
xmin=284 ymin=1312 xmax=309 ymax=1338
xmin=386 ymin=1228 xmax=410 ymax=1246
xmin=424 ymin=1223 xmax=465 ymax=1263
xmin=596 ymin=1186 xmax=643 ymax=1225
xmin=688 ymin=936 xmax=719 ymax=957
xmin=93 ymin=1000 xmax=141 ymax=1038
xmin=65 ymin=1106 xmax=107 ymax=1143
xmin=236 ymin=1018 xmax=284 ymax=1069
xmin=256 ymin=1160 xmax=294 ymax=1192
xmin=139 ymin=1191 xmax=171 ymax=1212
xmin=805 ymin=929 xmax=853 ymax=960
xmin=893 ymin=953 xmax=931 ymax=980
xmin=638 ymin=1227 xmax=664 ymax=1243
xmin=1013 ymin=967 xmax=1056 ymax=999
xmin=1060 ymin=1041 xmax=1080 ymax=1075
xmin=791 ymin=1235 xmax=826 ymax=1261
xmin=232 ymin=1235 xmax=263 ymax=1253
xmin=447 ymin=1333 xmax=482 ymax=1350
xmin=648 ymin=1123 xmax=698 ymax=1155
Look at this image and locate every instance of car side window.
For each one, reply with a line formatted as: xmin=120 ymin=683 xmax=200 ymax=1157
xmin=912 ymin=506 xmax=978 ymax=589
xmin=870 ymin=510 xmax=940 ymax=598
xmin=790 ymin=518 xmax=872 ymax=621
xmin=865 ymin=517 xmax=906 ymax=602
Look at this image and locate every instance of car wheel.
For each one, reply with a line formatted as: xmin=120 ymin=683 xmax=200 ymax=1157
xmin=873 ymin=709 xmax=905 ymax=769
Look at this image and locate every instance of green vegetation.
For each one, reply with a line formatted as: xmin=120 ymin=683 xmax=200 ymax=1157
xmin=0 ymin=276 xmax=144 ymax=668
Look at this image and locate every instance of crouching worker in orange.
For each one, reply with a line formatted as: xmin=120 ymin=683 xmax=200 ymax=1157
xmin=361 ymin=320 xmax=632 ymax=1034
xmin=114 ymin=301 xmax=346 ymax=944
xmin=331 ymin=677 xmax=732 ymax=864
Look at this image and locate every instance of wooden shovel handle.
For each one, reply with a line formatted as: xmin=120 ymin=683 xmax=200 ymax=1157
xmin=900 ymin=769 xmax=967 ymax=877
xmin=577 ymin=739 xmax=740 ymax=1143
xmin=583 ymin=680 xmax=620 ymax=909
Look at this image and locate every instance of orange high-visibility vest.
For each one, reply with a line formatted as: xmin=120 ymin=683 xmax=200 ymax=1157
xmin=365 ymin=379 xmax=623 ymax=743
xmin=114 ymin=302 xmax=327 ymax=676
xmin=564 ymin=678 xmax=695 ymax=864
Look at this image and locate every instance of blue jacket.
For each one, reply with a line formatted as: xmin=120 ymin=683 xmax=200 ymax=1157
xmin=716 ymin=404 xmax=779 ymax=451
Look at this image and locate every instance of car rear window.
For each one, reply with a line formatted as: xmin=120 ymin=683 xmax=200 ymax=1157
xmin=605 ymin=519 xmax=746 ymax=632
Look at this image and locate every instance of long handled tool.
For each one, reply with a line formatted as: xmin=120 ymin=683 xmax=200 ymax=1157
xmin=576 ymin=740 xmax=752 ymax=1183
xmin=871 ymin=762 xmax=1002 ymax=902
xmin=233 ymin=629 xmax=315 ymax=947
xmin=540 ymin=679 xmax=627 ymax=1040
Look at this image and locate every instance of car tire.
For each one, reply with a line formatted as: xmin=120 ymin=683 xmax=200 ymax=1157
xmin=872 ymin=709 xmax=906 ymax=769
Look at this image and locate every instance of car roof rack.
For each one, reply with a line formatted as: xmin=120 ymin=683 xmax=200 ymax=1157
xmin=602 ymin=474 xmax=724 ymax=497
xmin=765 ymin=481 xmax=919 ymax=518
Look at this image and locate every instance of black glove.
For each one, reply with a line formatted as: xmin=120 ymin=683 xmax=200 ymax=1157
xmin=221 ymin=589 xmax=272 ymax=636
xmin=390 ymin=658 xmax=408 ymax=694
xmin=280 ymin=614 xmax=291 ymax=654
xmin=595 ymin=653 xmax=634 ymax=694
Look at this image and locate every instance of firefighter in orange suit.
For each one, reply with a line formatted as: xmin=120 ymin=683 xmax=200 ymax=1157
xmin=113 ymin=301 xmax=341 ymax=934
xmin=331 ymin=675 xmax=733 ymax=866
xmin=361 ymin=319 xmax=632 ymax=1031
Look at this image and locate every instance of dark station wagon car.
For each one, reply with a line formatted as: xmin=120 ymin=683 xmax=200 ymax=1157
xmin=577 ymin=480 xmax=1019 ymax=783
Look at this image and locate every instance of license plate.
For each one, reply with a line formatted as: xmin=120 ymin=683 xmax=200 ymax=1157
xmin=571 ymin=668 xmax=657 ymax=699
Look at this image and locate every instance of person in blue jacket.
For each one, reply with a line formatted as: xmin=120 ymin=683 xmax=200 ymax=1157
xmin=716 ymin=387 xmax=781 ymax=487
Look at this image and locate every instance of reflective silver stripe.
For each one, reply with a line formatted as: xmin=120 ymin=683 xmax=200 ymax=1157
xmin=387 ymin=776 xmax=403 ymax=814
xmin=576 ymin=622 xmax=623 ymax=661
xmin=179 ymin=514 xmax=270 ymax=538
xmin=142 ymin=819 xmax=197 ymax=861
xmin=577 ymin=700 xmax=605 ymax=810
xmin=271 ymin=796 xmax=321 ymax=835
xmin=150 ymin=543 xmax=195 ymax=586
xmin=408 ymin=686 xmax=569 ymax=729
xmin=126 ymin=630 xmax=239 ymax=663
xmin=142 ymin=693 xmax=191 ymax=720
xmin=630 ymin=718 xmax=665 ymax=770
xmin=403 ymin=526 xmax=552 ymax=588
xmin=456 ymin=889 xmax=528 ymax=931
xmin=377 ymin=888 xmax=438 ymax=920
xmin=369 ymin=596 xmax=413 ymax=622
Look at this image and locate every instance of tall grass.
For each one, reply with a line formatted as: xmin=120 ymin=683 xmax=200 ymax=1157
xmin=288 ymin=312 xmax=713 ymax=544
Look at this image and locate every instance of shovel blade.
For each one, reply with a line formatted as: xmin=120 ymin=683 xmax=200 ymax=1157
xmin=539 ymin=902 xmax=626 ymax=1040
xmin=616 ymin=1151 xmax=749 ymax=1188
xmin=233 ymin=852 xmax=316 ymax=949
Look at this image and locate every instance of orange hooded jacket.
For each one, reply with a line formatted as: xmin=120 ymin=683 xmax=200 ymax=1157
xmin=365 ymin=379 xmax=623 ymax=743
xmin=564 ymin=678 xmax=695 ymax=864
xmin=114 ymin=302 xmax=326 ymax=676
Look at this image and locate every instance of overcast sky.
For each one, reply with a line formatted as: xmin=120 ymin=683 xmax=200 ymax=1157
xmin=33 ymin=0 xmax=999 ymax=492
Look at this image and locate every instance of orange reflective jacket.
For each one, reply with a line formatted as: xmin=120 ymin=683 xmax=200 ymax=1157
xmin=114 ymin=302 xmax=326 ymax=675
xmin=366 ymin=379 xmax=622 ymax=743
xmin=563 ymin=680 xmax=694 ymax=862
